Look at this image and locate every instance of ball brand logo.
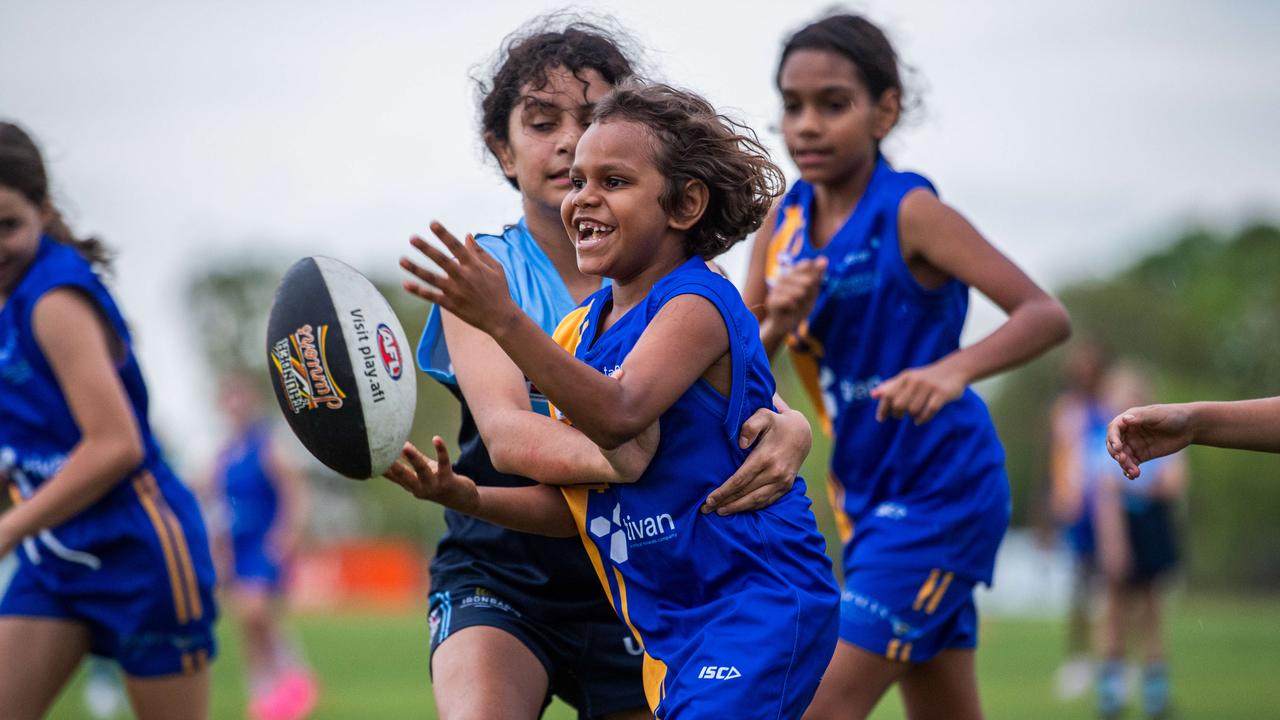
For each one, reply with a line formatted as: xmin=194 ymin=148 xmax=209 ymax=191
xmin=376 ymin=324 xmax=402 ymax=380
xmin=270 ymin=323 xmax=346 ymax=413
xmin=589 ymin=503 xmax=676 ymax=564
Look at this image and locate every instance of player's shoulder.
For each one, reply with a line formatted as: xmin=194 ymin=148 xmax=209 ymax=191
xmin=472 ymin=221 xmax=535 ymax=270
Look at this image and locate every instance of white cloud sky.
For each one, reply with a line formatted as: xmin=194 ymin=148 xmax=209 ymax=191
xmin=3 ymin=0 xmax=1278 ymax=466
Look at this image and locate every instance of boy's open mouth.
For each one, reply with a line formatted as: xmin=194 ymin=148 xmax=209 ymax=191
xmin=575 ymin=219 xmax=616 ymax=248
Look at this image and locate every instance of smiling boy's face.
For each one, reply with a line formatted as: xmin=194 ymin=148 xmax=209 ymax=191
xmin=561 ymin=119 xmax=677 ymax=281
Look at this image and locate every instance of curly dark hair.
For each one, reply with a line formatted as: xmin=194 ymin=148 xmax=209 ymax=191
xmin=477 ymin=14 xmax=638 ymax=189
xmin=592 ymin=83 xmax=784 ymax=259
xmin=0 ymin=121 xmax=111 ymax=271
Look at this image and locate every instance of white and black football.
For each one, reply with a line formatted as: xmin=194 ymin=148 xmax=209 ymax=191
xmin=266 ymin=256 xmax=416 ymax=479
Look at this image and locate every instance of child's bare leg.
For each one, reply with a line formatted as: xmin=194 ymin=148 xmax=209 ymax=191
xmin=899 ymin=649 xmax=983 ymax=720
xmin=802 ymin=640 xmax=907 ymax=720
xmin=0 ymin=617 xmax=89 ymax=720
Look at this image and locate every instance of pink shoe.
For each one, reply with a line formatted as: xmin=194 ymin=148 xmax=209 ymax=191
xmin=274 ymin=669 xmax=319 ymax=720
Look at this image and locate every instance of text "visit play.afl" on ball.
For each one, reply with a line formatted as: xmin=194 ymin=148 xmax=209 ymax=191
xmin=266 ymin=256 xmax=416 ymax=479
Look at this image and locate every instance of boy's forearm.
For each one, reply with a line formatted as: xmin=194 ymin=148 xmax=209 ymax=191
xmin=468 ymin=484 xmax=578 ymax=538
xmin=488 ymin=312 xmax=634 ymax=447
xmin=1189 ymin=397 xmax=1280 ymax=452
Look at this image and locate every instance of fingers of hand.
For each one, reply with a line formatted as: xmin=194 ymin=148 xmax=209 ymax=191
xmin=704 ymin=469 xmax=754 ymax=512
xmin=915 ymin=394 xmax=944 ymax=425
xmin=715 ymin=485 xmax=786 ymax=515
xmin=429 ymin=222 xmax=467 ymax=256
xmin=738 ymin=411 xmax=772 ymax=449
xmin=432 ymin=436 xmax=452 ymax=472
xmin=410 ymin=235 xmax=457 ymax=272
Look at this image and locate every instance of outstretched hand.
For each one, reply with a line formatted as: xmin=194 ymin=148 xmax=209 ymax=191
xmin=1106 ymin=404 xmax=1194 ymax=479
xmin=400 ymin=221 xmax=518 ymax=336
xmin=871 ymin=361 xmax=966 ymax=426
xmin=383 ymin=437 xmax=480 ymax=513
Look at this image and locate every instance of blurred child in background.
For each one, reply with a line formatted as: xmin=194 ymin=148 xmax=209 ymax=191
xmin=0 ymin=121 xmax=216 ymax=720
xmin=1093 ymin=362 xmax=1187 ymax=720
xmin=1047 ymin=340 xmax=1110 ymax=699
xmin=207 ymin=373 xmax=316 ymax=720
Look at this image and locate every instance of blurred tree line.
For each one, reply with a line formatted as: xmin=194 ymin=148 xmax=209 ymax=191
xmin=183 ymin=221 xmax=1279 ymax=590
xmin=990 ymin=222 xmax=1280 ymax=590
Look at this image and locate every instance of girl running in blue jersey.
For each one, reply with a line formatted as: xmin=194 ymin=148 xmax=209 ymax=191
xmin=397 ymin=17 xmax=813 ymax=720
xmin=742 ymin=15 xmax=1071 ymax=720
xmin=208 ymin=373 xmax=316 ymax=720
xmin=0 ymin=122 xmax=217 ymax=719
xmin=391 ymin=82 xmax=840 ymax=719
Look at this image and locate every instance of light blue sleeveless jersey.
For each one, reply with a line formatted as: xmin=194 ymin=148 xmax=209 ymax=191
xmin=766 ymin=156 xmax=1011 ymax=585
xmin=555 ymin=257 xmax=839 ymax=719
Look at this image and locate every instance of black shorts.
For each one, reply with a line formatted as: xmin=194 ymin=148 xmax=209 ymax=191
xmin=1126 ymin=501 xmax=1179 ymax=583
xmin=428 ymin=584 xmax=646 ymax=719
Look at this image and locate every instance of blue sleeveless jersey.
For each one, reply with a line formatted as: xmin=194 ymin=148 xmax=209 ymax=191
xmin=0 ymin=237 xmax=214 ymax=636
xmin=766 ymin=157 xmax=1011 ymax=585
xmin=554 ymin=257 xmax=839 ymax=718
xmin=216 ymin=421 xmax=279 ymax=540
xmin=417 ymin=219 xmax=617 ymax=619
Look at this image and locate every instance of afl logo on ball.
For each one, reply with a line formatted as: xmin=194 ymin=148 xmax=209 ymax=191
xmin=377 ymin=324 xmax=403 ymax=380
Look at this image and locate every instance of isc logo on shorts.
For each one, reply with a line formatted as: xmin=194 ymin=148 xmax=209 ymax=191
xmin=697 ymin=665 xmax=742 ymax=680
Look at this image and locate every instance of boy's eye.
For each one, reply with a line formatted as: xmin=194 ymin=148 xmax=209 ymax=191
xmin=782 ymin=101 xmax=801 ymax=115
xmin=570 ymin=177 xmax=586 ymax=189
xmin=604 ymin=177 xmax=626 ymax=189
xmin=0 ymin=217 xmax=20 ymax=233
xmin=531 ymin=121 xmax=557 ymax=132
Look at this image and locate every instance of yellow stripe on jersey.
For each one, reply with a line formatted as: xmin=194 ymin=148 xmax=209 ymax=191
xmin=788 ymin=341 xmax=831 ymax=437
xmin=644 ymin=653 xmax=669 ymax=717
xmin=7 ymin=484 xmax=21 ymax=505
xmin=886 ymin=638 xmax=901 ymax=661
xmin=825 ymin=472 xmax=854 ymax=546
xmin=560 ymin=486 xmax=615 ymax=609
xmin=912 ymin=569 xmax=942 ymax=612
xmin=925 ymin=572 xmax=955 ymax=615
xmin=764 ymin=205 xmax=806 ymax=284
xmin=901 ymin=642 xmax=913 ymax=662
xmin=547 ymin=302 xmax=595 ymax=422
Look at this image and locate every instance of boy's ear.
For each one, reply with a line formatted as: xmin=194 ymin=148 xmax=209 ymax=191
xmin=484 ymin=130 xmax=519 ymax=184
xmin=668 ymin=179 xmax=709 ymax=231
xmin=872 ymin=88 xmax=901 ymax=141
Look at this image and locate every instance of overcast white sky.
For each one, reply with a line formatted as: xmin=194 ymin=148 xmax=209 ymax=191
xmin=3 ymin=0 xmax=1278 ymax=467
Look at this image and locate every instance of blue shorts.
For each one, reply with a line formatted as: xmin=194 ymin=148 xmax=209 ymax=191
xmin=232 ymin=532 xmax=283 ymax=590
xmin=429 ymin=585 xmax=647 ymax=719
xmin=648 ymin=592 xmax=838 ymax=720
xmin=839 ymin=566 xmax=978 ymax=664
xmin=0 ymin=473 xmax=218 ymax=677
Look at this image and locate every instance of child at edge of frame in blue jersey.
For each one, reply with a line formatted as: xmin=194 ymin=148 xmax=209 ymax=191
xmin=0 ymin=121 xmax=217 ymax=720
xmin=388 ymin=82 xmax=841 ymax=719
xmin=742 ymin=13 xmax=1072 ymax=720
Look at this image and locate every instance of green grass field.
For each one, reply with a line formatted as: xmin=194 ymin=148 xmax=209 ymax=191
xmin=48 ymin=594 xmax=1280 ymax=719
